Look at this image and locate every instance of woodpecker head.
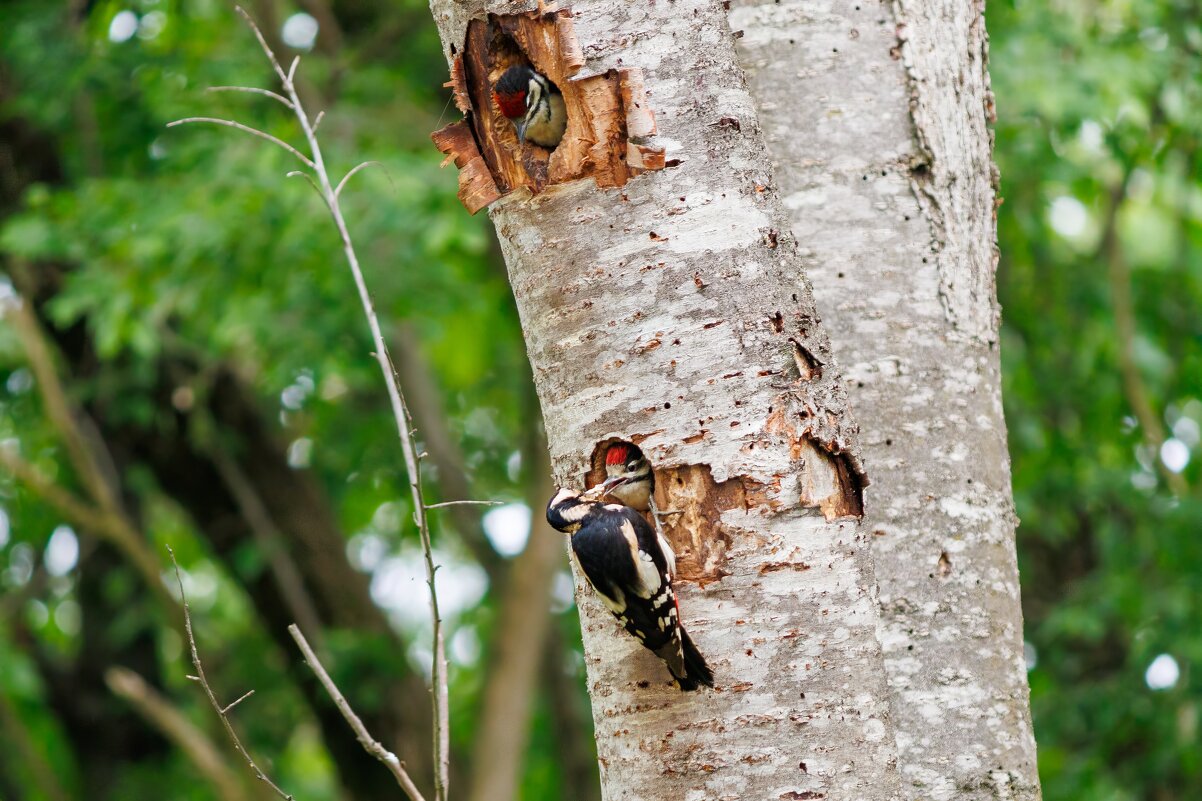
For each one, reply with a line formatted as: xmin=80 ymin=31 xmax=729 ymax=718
xmin=597 ymin=442 xmax=654 ymax=511
xmin=492 ymin=64 xmax=566 ymax=148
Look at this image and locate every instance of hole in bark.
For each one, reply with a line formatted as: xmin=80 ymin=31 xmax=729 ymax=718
xmin=789 ymin=339 xmax=822 ymax=381
xmin=431 ymin=8 xmax=668 ymax=212
xmin=585 ymin=445 xmax=755 ymax=585
xmin=769 ymin=311 xmax=784 ymax=333
xmin=937 ymin=551 xmax=952 ymax=577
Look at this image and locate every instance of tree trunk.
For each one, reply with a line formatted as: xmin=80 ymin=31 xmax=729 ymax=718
xmin=728 ymin=1 xmax=1041 ymax=798
xmin=429 ymin=2 xmax=900 ymax=799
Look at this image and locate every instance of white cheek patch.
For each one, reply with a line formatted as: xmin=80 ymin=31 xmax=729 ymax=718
xmin=551 ymin=488 xmax=577 ymax=506
xmin=560 ymin=504 xmax=590 ymax=523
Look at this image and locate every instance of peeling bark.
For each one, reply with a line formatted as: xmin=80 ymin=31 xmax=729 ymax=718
xmin=428 ymin=2 xmax=899 ymax=799
xmin=728 ymin=1 xmax=1040 ymax=798
xmin=432 ymin=3 xmax=666 ymax=211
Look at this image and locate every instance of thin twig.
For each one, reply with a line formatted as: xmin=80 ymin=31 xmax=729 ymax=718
xmin=289 ymin=625 xmax=428 ymax=801
xmin=221 ymin=690 xmax=256 ymax=716
xmin=425 ymin=500 xmax=505 ymax=509
xmin=106 ymin=666 xmax=252 ymax=801
xmin=207 ymin=85 xmax=294 ymax=108
xmin=181 ymin=10 xmax=456 ymax=797
xmin=166 ymin=117 xmax=315 ymax=169
xmin=312 ymin=111 xmax=325 ymax=132
xmin=334 ymin=160 xmax=387 ymax=199
xmin=250 ymin=14 xmax=452 ymax=796
xmin=167 ymin=545 xmax=295 ymax=801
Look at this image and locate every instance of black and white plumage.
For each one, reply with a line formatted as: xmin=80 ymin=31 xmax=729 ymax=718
xmin=546 ymin=485 xmax=713 ymax=691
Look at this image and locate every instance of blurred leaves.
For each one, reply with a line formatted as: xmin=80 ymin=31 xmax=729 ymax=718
xmin=994 ymin=0 xmax=1202 ymax=797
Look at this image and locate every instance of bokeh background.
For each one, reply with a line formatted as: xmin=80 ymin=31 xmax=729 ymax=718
xmin=1 ymin=1 xmax=1199 ymax=799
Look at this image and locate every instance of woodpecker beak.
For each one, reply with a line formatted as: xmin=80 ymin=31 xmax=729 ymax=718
xmin=516 ymin=119 xmax=528 ymax=144
xmin=581 ymin=475 xmax=628 ymax=501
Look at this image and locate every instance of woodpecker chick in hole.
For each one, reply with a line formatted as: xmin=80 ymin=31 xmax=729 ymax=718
xmin=492 ymin=64 xmax=567 ymax=149
xmin=547 ymin=481 xmax=714 ymax=691
xmin=601 ymin=442 xmax=654 ymax=511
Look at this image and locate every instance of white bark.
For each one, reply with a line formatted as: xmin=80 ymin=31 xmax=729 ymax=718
xmin=428 ymin=2 xmax=900 ymax=799
xmin=729 ymin=1 xmax=1041 ymax=798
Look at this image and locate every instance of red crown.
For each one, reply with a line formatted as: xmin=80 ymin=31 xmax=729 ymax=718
xmin=493 ymin=90 xmax=527 ymax=120
xmin=605 ymin=444 xmax=630 ymax=465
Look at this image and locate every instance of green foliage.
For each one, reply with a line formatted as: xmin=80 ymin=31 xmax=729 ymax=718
xmin=992 ymin=0 xmax=1202 ymax=797
xmin=0 ymin=1 xmax=586 ymax=799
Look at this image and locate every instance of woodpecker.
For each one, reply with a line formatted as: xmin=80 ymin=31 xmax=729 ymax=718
xmin=600 ymin=442 xmax=654 ymax=511
xmin=492 ymin=64 xmax=567 ymax=149
xmin=546 ymin=480 xmax=714 ymax=691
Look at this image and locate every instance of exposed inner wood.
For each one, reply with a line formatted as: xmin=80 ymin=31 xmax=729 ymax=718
xmin=430 ymin=6 xmax=666 ymax=212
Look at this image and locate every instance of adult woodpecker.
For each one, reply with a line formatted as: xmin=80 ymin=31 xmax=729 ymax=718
xmin=492 ymin=64 xmax=567 ymax=149
xmin=546 ymin=480 xmax=714 ymax=691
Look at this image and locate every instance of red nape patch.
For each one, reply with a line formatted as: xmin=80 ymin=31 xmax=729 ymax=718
xmin=493 ymin=91 xmax=526 ymax=120
xmin=605 ymin=444 xmax=630 ymax=465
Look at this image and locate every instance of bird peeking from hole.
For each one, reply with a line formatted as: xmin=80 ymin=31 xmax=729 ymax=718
xmin=492 ymin=64 xmax=567 ymax=149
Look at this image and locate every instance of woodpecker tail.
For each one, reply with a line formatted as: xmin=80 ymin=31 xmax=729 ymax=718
xmin=665 ymin=627 xmax=713 ymax=691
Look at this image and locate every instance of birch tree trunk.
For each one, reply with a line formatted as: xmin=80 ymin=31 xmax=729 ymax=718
xmin=428 ymin=2 xmax=900 ymax=799
xmin=728 ymin=1 xmax=1042 ymax=798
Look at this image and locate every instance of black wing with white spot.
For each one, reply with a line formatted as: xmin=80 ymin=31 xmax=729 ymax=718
xmin=552 ymin=494 xmax=713 ymax=691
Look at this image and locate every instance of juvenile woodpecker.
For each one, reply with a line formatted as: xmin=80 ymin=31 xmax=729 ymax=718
xmin=546 ymin=480 xmax=714 ymax=691
xmin=492 ymin=64 xmax=567 ymax=149
xmin=600 ymin=442 xmax=654 ymax=511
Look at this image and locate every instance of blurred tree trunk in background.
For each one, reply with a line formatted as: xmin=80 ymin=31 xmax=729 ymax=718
xmin=430 ymin=2 xmax=900 ymax=799
xmin=730 ymin=1 xmax=1042 ymax=798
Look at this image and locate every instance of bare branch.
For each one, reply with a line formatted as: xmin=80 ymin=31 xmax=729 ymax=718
xmin=0 ymin=446 xmax=174 ymax=610
xmin=424 ymin=499 xmax=504 ymax=509
xmin=182 ymin=9 xmax=460 ymax=797
xmin=167 ymin=545 xmax=295 ymax=801
xmin=234 ymin=5 xmax=289 ymax=82
xmin=207 ymin=85 xmax=294 ymax=108
xmin=312 ymin=111 xmax=326 ymax=132
xmin=2 ymin=297 xmax=118 ymax=511
xmin=220 ymin=690 xmax=256 ymax=716
xmin=166 ymin=118 xmax=314 ymax=169
xmin=106 ymin=667 xmax=252 ymax=801
xmin=285 ymin=170 xmax=323 ymax=197
xmin=335 ymin=160 xmax=389 ymax=199
xmin=289 ymin=625 xmax=428 ymax=801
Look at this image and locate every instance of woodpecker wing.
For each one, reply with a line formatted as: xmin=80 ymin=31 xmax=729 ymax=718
xmin=569 ymin=504 xmax=712 ymax=690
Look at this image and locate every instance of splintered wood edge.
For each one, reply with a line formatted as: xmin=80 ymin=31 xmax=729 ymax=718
xmin=554 ymin=12 xmax=585 ymax=75
xmin=434 ymin=10 xmax=667 ymax=211
xmin=431 ymin=120 xmax=478 ymax=169
xmin=627 ymin=142 xmax=665 ymax=171
xmin=458 ymin=156 xmax=502 ymax=214
xmin=618 ymin=68 xmax=656 ymax=139
xmin=443 ymin=56 xmax=472 ymax=115
xmin=431 ymin=121 xmax=501 ymax=213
